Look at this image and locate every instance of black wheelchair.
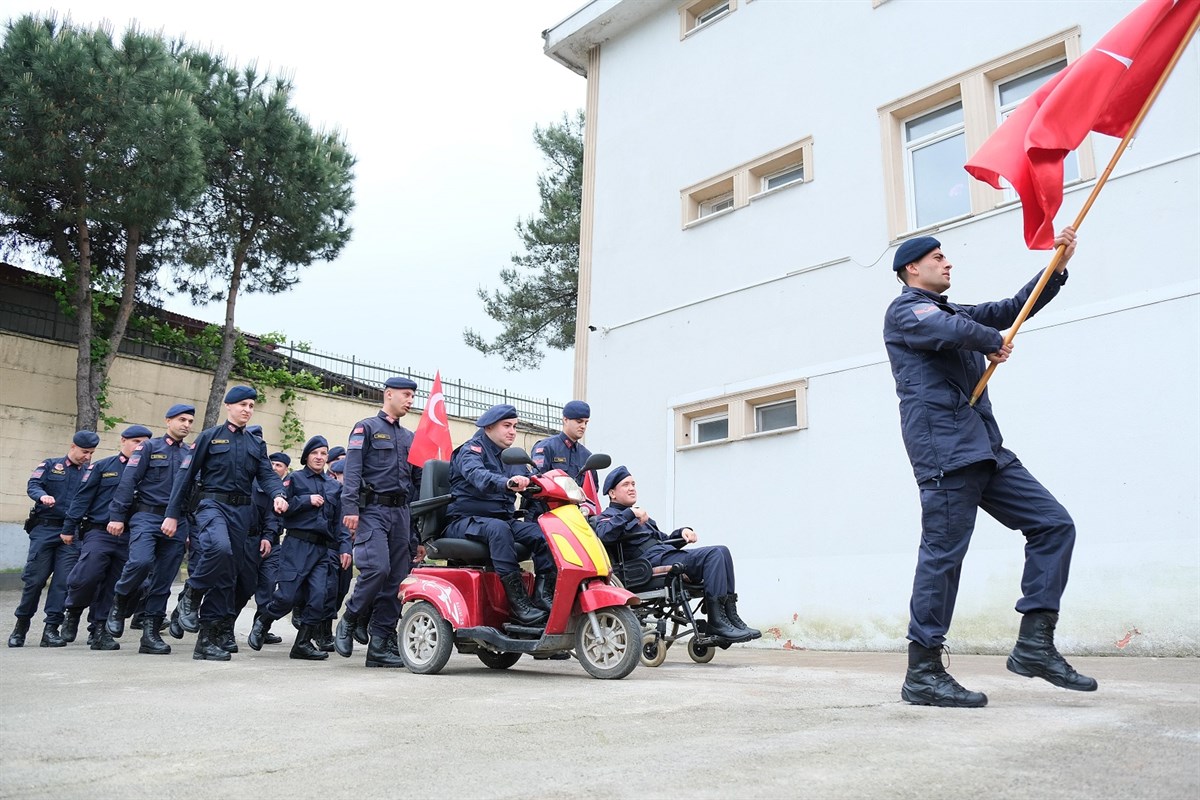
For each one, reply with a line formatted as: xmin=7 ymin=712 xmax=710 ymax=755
xmin=605 ymin=535 xmax=731 ymax=667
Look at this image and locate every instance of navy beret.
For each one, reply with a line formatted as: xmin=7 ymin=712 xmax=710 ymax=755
xmin=476 ymin=404 xmax=519 ymax=428
xmin=73 ymin=430 xmax=100 ymax=448
xmin=165 ymin=403 xmax=195 ymax=419
xmin=329 ymin=460 xmax=345 ymax=475
xmin=327 ymin=446 xmax=346 ymax=461
xmin=246 ymin=425 xmax=264 ymax=438
xmin=121 ymin=425 xmax=153 ymax=439
xmin=562 ymin=400 xmax=591 ymax=420
xmin=269 ymin=452 xmax=291 ymax=467
xmin=893 ymin=236 xmax=941 ymax=271
xmin=301 ymin=435 xmax=329 ymax=466
xmin=603 ymin=465 xmax=631 ymax=496
xmin=224 ymin=385 xmax=257 ymax=403
xmin=385 ymin=377 xmax=418 ymax=391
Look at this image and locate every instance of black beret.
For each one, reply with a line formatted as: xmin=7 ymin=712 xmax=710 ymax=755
xmin=224 ymin=385 xmax=257 ymax=403
xmin=301 ymin=435 xmax=329 ymax=466
xmin=562 ymin=400 xmax=591 ymax=420
xmin=73 ymin=430 xmax=101 ymax=448
xmin=385 ymin=377 xmax=418 ymax=391
xmin=269 ymin=452 xmax=291 ymax=467
xmin=603 ymin=465 xmax=631 ymax=495
xmin=121 ymin=425 xmax=153 ymax=439
xmin=165 ymin=403 xmax=195 ymax=419
xmin=893 ymin=236 xmax=941 ymax=271
xmin=476 ymin=404 xmax=518 ymax=428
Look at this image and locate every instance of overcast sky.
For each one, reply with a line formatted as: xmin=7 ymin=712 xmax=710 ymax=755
xmin=1 ymin=0 xmax=586 ymax=403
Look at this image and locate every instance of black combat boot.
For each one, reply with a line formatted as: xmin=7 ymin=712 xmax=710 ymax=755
xmin=61 ymin=608 xmax=83 ymax=643
xmin=139 ymin=615 xmax=171 ymax=655
xmin=248 ymin=612 xmax=273 ymax=652
xmin=129 ymin=612 xmax=146 ymax=630
xmin=901 ymin=641 xmax=988 ymax=707
xmin=314 ymin=619 xmax=336 ymax=653
xmin=40 ymin=623 xmax=66 ymax=648
xmin=91 ymin=626 xmax=120 ymax=651
xmin=291 ymin=613 xmax=301 ymax=631
xmin=1007 ymin=611 xmax=1098 ymax=691
xmin=167 ymin=607 xmax=185 ymax=640
xmin=215 ymin=618 xmax=238 ymax=653
xmin=365 ymin=632 xmax=404 ymax=668
xmin=334 ymin=611 xmax=359 ymax=658
xmin=192 ymin=622 xmax=232 ymax=661
xmin=176 ymin=586 xmax=201 ymax=633
xmin=722 ymin=594 xmax=761 ymax=640
xmin=87 ymin=627 xmax=97 ymax=647
xmin=353 ymin=613 xmax=371 ymax=645
xmin=705 ymin=596 xmax=752 ymax=642
xmin=532 ymin=571 xmax=557 ymax=613
xmin=106 ymin=593 xmax=130 ymax=637
xmin=291 ymin=624 xmax=329 ymax=661
xmin=7 ymin=618 xmax=30 ymax=648
xmin=500 ymin=572 xmax=549 ymax=627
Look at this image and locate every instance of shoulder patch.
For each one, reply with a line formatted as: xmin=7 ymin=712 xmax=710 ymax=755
xmin=533 ymin=447 xmax=544 ymax=454
xmin=470 ymin=445 xmax=482 ymax=453
xmin=912 ymin=304 xmax=939 ymax=318
xmin=283 ymin=479 xmax=291 ymax=487
xmin=348 ymin=437 xmax=364 ymax=450
xmin=352 ymin=426 xmax=364 ymax=434
xmin=31 ymin=467 xmax=45 ymax=478
xmin=181 ymin=455 xmax=193 ymax=469
xmin=128 ymin=456 xmax=141 ymax=466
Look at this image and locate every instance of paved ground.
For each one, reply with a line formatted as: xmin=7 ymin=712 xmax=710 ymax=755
xmin=0 ymin=588 xmax=1197 ymax=800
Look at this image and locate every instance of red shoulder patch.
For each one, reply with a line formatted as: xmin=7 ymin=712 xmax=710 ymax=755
xmin=470 ymin=445 xmax=482 ymax=453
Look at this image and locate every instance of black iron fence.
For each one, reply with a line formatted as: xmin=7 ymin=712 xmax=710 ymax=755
xmin=0 ymin=301 xmax=562 ymax=432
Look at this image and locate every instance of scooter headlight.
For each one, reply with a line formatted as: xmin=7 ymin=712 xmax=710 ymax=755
xmin=553 ymin=476 xmax=586 ymax=504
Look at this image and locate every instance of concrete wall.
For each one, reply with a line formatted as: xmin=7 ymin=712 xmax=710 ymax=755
xmin=568 ymin=1 xmax=1200 ymax=654
xmin=0 ymin=332 xmax=552 ymax=568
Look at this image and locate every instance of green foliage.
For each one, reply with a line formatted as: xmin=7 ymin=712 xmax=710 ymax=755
xmin=465 ymin=110 xmax=583 ymax=370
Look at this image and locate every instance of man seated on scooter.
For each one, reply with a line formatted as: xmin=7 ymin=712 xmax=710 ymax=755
xmin=442 ymin=404 xmax=553 ymax=627
xmin=592 ymin=466 xmax=760 ymax=643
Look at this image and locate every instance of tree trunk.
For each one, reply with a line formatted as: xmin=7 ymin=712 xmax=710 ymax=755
xmin=71 ymin=213 xmax=98 ymax=432
xmin=203 ymin=253 xmax=244 ymax=429
xmin=100 ymin=225 xmax=142 ymax=381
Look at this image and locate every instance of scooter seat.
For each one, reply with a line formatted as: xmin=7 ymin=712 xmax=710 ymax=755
xmin=426 ymin=537 xmax=532 ymax=567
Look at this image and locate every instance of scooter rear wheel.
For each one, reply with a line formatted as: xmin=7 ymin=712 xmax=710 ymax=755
xmin=399 ymin=601 xmax=453 ymax=675
xmin=576 ymin=606 xmax=641 ymax=680
xmin=477 ymin=650 xmax=522 ymax=670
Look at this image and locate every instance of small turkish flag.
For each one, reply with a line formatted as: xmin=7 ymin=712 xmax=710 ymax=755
xmin=408 ymin=371 xmax=453 ymax=467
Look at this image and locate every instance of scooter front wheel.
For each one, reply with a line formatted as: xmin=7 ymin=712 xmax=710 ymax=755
xmin=576 ymin=606 xmax=641 ymax=680
xmin=399 ymin=601 xmax=453 ymax=675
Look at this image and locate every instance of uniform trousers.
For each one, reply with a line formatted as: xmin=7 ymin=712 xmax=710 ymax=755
xmin=15 ymin=522 xmax=79 ymax=625
xmin=64 ymin=528 xmax=128 ymax=627
xmin=113 ymin=512 xmax=187 ymax=618
xmin=443 ymin=516 xmax=552 ymax=576
xmin=187 ymin=501 xmax=253 ymax=622
xmin=345 ymin=505 xmax=413 ymax=638
xmin=644 ymin=543 xmax=735 ymax=598
xmin=254 ymin=544 xmax=281 ymax=611
xmin=908 ymin=459 xmax=1075 ymax=648
xmin=263 ymin=537 xmax=329 ymax=626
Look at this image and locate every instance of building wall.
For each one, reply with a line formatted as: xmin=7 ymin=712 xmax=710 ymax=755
xmin=0 ymin=332 xmax=553 ymax=568
xmin=570 ymin=1 xmax=1200 ymax=653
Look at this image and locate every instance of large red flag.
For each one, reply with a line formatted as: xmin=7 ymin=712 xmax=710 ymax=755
xmin=965 ymin=0 xmax=1200 ymax=249
xmin=408 ymin=371 xmax=454 ymax=467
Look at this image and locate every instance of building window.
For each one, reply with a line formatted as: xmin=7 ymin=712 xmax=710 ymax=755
xmin=879 ymin=28 xmax=1094 ymax=239
xmin=682 ymin=136 xmax=813 ymax=227
xmin=680 ymin=0 xmax=736 ymax=39
xmin=675 ymin=380 xmax=807 ymax=448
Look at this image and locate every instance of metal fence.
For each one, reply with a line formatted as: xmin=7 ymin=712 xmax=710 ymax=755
xmin=0 ymin=301 xmax=563 ymax=432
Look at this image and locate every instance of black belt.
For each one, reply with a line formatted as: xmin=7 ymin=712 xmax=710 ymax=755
xmin=198 ymin=491 xmax=250 ymax=506
xmin=364 ymin=493 xmax=407 ymax=507
xmin=286 ymin=529 xmax=332 ymax=546
xmin=134 ymin=502 xmax=167 ymax=516
xmin=80 ymin=524 xmax=108 ymax=537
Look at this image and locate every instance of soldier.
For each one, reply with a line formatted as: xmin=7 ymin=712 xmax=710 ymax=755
xmin=107 ymin=404 xmax=195 ymax=653
xmin=163 ymin=385 xmax=286 ymax=661
xmin=334 ymin=376 xmax=425 ymax=668
xmin=249 ymin=436 xmax=350 ymax=660
xmin=61 ymin=425 xmax=152 ymax=650
xmin=319 ymin=459 xmax=352 ymax=651
xmin=9 ymin=431 xmax=98 ymax=648
xmin=244 ymin=446 xmax=288 ymax=645
xmin=442 ymin=404 xmax=551 ymax=626
xmin=531 ymin=400 xmax=599 ymax=515
xmin=326 ymin=446 xmax=346 ymax=472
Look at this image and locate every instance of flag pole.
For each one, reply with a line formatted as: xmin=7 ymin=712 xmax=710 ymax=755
xmin=969 ymin=11 xmax=1200 ymax=406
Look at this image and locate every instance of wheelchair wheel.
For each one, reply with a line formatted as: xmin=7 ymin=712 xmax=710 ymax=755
xmin=641 ymin=632 xmax=668 ymax=668
xmin=687 ymin=636 xmax=716 ymax=664
xmin=399 ymin=601 xmax=453 ymax=675
xmin=575 ymin=607 xmax=641 ymax=680
xmin=477 ymin=650 xmax=522 ymax=670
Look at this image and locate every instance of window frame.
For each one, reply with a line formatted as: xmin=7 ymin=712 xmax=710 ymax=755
xmin=993 ymin=57 xmax=1082 ymax=200
xmin=675 ymin=380 xmax=807 ymax=449
xmin=901 ymin=99 xmax=971 ymax=232
xmin=679 ymin=0 xmax=737 ymax=39
xmin=682 ymin=136 xmax=813 ymax=227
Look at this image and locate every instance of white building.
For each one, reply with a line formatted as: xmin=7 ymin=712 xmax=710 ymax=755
xmin=544 ymin=0 xmax=1200 ymax=654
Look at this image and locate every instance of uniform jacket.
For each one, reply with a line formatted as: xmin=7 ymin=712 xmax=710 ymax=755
xmin=109 ymin=434 xmax=189 ymax=519
xmin=591 ymin=501 xmax=687 ymax=558
xmin=62 ymin=453 xmax=129 ymax=535
xmin=284 ymin=467 xmax=342 ymax=543
xmin=26 ymin=454 xmax=87 ymax=525
xmin=531 ymin=433 xmax=592 ymax=481
xmin=882 ymin=270 xmax=1067 ymax=484
xmin=165 ymin=422 xmax=284 ymax=519
xmin=251 ymin=479 xmax=282 ymax=545
xmin=341 ymin=411 xmax=421 ymax=514
xmin=446 ymin=429 xmax=531 ymax=521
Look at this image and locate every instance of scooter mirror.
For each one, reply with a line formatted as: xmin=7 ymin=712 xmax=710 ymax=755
xmin=582 ymin=453 xmax=611 ymax=471
xmin=500 ymin=447 xmax=534 ymax=466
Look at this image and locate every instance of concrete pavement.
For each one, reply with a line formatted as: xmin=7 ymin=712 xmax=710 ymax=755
xmin=0 ymin=588 xmax=1197 ymax=800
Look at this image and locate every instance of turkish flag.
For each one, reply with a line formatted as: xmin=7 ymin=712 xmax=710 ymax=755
xmin=965 ymin=0 xmax=1200 ymax=249
xmin=408 ymin=371 xmax=454 ymax=467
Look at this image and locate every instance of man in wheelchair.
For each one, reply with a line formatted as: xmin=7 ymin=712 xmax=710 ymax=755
xmin=591 ymin=466 xmax=760 ymax=643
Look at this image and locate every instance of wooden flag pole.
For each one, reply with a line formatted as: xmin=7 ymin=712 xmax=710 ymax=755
xmin=969 ymin=11 xmax=1200 ymax=406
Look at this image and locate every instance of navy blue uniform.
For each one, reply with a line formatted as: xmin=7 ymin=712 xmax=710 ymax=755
xmin=62 ymin=453 xmax=130 ymax=630
xmin=884 ymin=270 xmax=1075 ymax=649
xmin=165 ymin=422 xmax=285 ymax=623
xmin=444 ymin=429 xmax=552 ymax=576
xmin=592 ymin=503 xmax=734 ymax=597
xmin=16 ymin=455 xmax=86 ymax=625
xmin=239 ymin=480 xmax=282 ymax=616
xmin=322 ymin=478 xmax=353 ymax=622
xmin=531 ymin=433 xmax=598 ymax=513
xmin=341 ymin=411 xmax=422 ymax=637
xmin=110 ymin=434 xmax=191 ymax=618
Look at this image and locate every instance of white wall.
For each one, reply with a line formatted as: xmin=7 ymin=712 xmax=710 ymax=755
xmin=574 ymin=0 xmax=1200 ymax=654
